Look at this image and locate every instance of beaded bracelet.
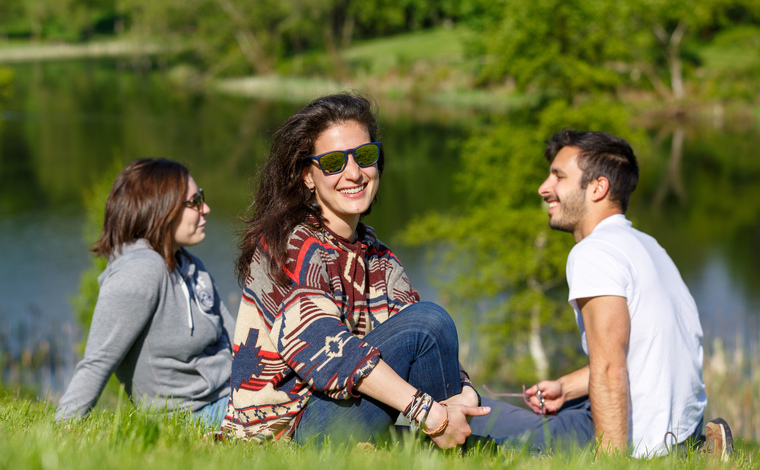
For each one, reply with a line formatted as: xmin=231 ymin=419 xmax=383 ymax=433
xmin=405 ymin=392 xmax=433 ymax=432
xmin=416 ymin=394 xmax=433 ymax=429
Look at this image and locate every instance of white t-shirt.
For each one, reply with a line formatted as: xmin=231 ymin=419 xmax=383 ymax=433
xmin=567 ymin=214 xmax=706 ymax=457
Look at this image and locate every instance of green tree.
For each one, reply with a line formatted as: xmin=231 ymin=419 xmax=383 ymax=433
xmin=403 ymin=100 xmax=646 ymax=384
xmin=471 ymin=0 xmax=633 ymax=99
xmin=57 ymin=0 xmax=119 ymax=40
xmin=624 ymin=0 xmax=760 ymax=101
xmin=121 ymin=0 xmax=342 ymax=78
xmin=411 ymin=1 xmax=758 ymax=385
xmin=469 ymin=0 xmax=760 ymax=102
xmin=117 ymin=0 xmax=462 ymax=80
xmin=0 ymin=0 xmax=27 ymax=38
xmin=0 ymin=0 xmax=118 ymax=41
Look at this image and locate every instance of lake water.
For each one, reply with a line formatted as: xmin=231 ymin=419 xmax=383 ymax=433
xmin=1 ymin=60 xmax=759 ymax=393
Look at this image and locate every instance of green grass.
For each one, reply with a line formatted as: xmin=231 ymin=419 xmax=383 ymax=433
xmin=1 ymin=389 xmax=757 ymax=470
xmin=341 ymin=26 xmax=470 ymax=74
xmin=226 ymin=25 xmax=523 ymax=112
xmin=214 ymin=75 xmax=345 ymax=104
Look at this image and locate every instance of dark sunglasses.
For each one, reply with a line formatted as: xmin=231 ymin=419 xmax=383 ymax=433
xmin=183 ymin=188 xmax=205 ymax=211
xmin=309 ymin=142 xmax=382 ymax=175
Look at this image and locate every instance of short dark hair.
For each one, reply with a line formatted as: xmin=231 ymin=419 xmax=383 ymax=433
xmin=544 ymin=129 xmax=639 ymax=212
xmin=236 ymin=92 xmax=383 ymax=286
xmin=92 ymin=158 xmax=189 ymax=270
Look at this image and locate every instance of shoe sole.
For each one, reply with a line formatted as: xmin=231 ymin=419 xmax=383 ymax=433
xmin=706 ymin=418 xmax=733 ymax=461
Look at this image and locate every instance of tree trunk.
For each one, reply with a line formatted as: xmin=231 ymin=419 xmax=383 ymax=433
xmin=341 ymin=14 xmax=355 ymax=48
xmin=667 ymin=21 xmax=687 ymax=100
xmin=653 ymin=20 xmax=687 ymax=101
xmin=527 ymin=233 xmax=550 ymax=379
xmin=324 ymin=23 xmax=348 ymax=81
xmin=669 ymin=51 xmax=684 ymax=100
xmin=530 ymin=303 xmax=549 ymax=379
xmin=653 ymin=124 xmax=686 ymax=208
xmin=232 ymin=30 xmax=273 ymax=75
xmin=668 ymin=124 xmax=686 ymax=200
xmin=215 ymin=0 xmax=272 ymax=75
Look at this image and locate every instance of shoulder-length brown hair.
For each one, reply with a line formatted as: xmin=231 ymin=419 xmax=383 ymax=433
xmin=236 ymin=92 xmax=384 ymax=286
xmin=92 ymin=158 xmax=189 ymax=271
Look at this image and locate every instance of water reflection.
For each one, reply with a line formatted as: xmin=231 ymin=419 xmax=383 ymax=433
xmin=0 ymin=60 xmax=465 ymax=392
xmin=1 ymin=60 xmax=759 ymax=395
xmin=631 ymin=121 xmax=760 ymax=353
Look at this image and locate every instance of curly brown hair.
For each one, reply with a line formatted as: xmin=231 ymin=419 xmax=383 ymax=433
xmin=236 ymin=92 xmax=384 ymax=286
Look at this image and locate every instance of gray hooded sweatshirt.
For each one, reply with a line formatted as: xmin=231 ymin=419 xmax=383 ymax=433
xmin=56 ymin=239 xmax=235 ymax=420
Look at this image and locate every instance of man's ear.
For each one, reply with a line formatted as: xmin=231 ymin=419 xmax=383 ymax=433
xmin=590 ymin=176 xmax=610 ymax=202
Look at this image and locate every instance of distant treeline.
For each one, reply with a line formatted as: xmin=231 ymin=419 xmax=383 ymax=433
xmin=0 ymin=0 xmax=461 ymax=50
xmin=2 ymin=1 xmax=759 ymax=101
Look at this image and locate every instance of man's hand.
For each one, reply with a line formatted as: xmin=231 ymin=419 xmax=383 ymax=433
xmin=527 ymin=366 xmax=591 ymax=415
xmin=526 ymin=380 xmax=564 ymax=414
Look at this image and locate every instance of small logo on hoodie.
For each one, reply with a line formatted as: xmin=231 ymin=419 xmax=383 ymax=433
xmin=198 ymin=290 xmax=214 ymax=309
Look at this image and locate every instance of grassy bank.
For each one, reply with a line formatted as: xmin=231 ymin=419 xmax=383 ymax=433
xmin=0 ymin=390 xmax=756 ymax=470
xmin=213 ymin=26 xmax=526 ymax=112
xmin=0 ymin=40 xmax=168 ymax=63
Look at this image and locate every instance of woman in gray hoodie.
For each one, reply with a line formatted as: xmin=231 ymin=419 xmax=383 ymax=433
xmin=56 ymin=158 xmax=235 ymax=427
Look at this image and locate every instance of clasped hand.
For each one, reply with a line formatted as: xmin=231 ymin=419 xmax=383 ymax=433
xmin=430 ymin=388 xmax=490 ymax=449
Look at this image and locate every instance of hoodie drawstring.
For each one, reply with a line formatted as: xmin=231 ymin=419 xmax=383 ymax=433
xmin=180 ymin=277 xmax=194 ymax=334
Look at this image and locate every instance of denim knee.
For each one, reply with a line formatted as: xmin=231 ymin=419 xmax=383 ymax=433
xmin=400 ymin=301 xmax=458 ymax=343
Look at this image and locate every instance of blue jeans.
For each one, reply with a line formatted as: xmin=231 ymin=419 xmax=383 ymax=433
xmin=193 ymin=394 xmax=229 ymax=429
xmin=294 ymin=301 xmax=462 ymax=444
xmin=468 ymin=396 xmax=595 ymax=452
xmin=469 ymin=398 xmax=706 ymax=454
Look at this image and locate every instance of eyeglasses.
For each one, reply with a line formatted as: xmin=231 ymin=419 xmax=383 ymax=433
xmin=309 ymin=142 xmax=381 ymax=175
xmin=183 ymin=188 xmax=205 ymax=211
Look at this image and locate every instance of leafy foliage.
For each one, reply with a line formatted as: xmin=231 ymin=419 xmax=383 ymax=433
xmin=474 ymin=0 xmax=633 ymax=97
xmin=114 ymin=0 xmax=463 ymax=79
xmin=395 ymin=0 xmax=757 ymax=387
xmin=466 ymin=0 xmax=760 ymax=101
xmin=698 ymin=24 xmax=760 ymax=100
xmin=402 ymin=99 xmax=647 ymax=384
xmin=0 ymin=0 xmax=120 ymax=41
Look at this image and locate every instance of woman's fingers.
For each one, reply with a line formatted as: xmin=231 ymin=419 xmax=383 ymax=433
xmin=429 ymin=404 xmax=491 ymax=449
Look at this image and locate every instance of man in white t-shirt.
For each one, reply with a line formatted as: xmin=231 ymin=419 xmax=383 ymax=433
xmin=524 ymin=129 xmax=730 ymax=457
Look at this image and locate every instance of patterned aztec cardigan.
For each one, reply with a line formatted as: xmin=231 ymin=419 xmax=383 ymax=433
xmin=221 ymin=222 xmax=425 ymax=440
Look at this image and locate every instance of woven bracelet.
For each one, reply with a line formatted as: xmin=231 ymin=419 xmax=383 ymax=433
xmin=423 ymin=404 xmax=449 ymax=437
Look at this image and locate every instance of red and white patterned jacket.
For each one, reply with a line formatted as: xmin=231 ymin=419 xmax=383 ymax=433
xmin=221 ymin=222 xmax=420 ymax=440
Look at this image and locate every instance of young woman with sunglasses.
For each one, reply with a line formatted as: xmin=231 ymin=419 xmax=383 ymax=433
xmin=222 ymin=93 xmax=489 ymax=447
xmin=56 ymin=159 xmax=235 ymax=426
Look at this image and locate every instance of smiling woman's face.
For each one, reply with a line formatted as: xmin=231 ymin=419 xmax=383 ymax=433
xmin=302 ymin=121 xmax=380 ymax=241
